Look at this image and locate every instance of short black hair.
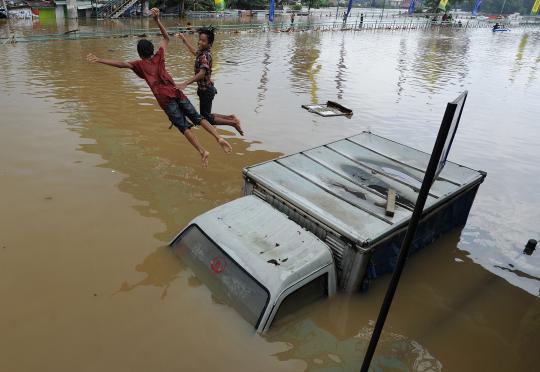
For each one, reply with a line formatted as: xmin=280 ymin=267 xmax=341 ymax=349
xmin=137 ymin=39 xmax=154 ymax=59
xmin=198 ymin=27 xmax=215 ymax=45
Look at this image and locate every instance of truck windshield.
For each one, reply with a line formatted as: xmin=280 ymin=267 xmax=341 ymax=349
xmin=171 ymin=225 xmax=269 ymax=328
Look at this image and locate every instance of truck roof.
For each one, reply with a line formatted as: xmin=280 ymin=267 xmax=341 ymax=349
xmin=191 ymin=195 xmax=334 ymax=298
xmin=243 ymin=131 xmax=485 ymax=248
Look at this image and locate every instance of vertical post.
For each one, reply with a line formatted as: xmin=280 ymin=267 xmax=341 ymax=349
xmin=1 ymin=0 xmax=8 ymax=18
xmin=360 ymin=163 xmax=434 ymax=372
xmin=67 ymin=0 xmax=78 ymax=19
xmin=359 ymin=92 xmax=468 ymax=372
xmin=500 ymin=0 xmax=507 ymax=15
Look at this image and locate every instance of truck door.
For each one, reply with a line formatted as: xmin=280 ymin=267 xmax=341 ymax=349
xmin=263 ymin=269 xmax=335 ymax=331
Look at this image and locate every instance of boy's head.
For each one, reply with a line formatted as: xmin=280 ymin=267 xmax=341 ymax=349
xmin=197 ymin=27 xmax=215 ymax=50
xmin=137 ymin=39 xmax=154 ymax=59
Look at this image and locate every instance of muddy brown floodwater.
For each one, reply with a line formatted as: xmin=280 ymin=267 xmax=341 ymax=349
xmin=1 ymin=17 xmax=539 ymax=372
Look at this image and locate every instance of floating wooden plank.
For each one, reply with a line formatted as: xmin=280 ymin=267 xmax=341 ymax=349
xmin=386 ymin=189 xmax=396 ymax=218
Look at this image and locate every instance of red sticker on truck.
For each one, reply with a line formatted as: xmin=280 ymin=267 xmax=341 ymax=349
xmin=210 ymin=256 xmax=226 ymax=274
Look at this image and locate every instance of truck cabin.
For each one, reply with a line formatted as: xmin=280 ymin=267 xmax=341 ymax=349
xmin=170 ymin=196 xmax=337 ymax=332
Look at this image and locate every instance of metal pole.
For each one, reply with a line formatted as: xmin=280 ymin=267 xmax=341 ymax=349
xmin=359 ymin=93 xmax=467 ymax=372
xmin=360 ymin=148 xmax=441 ymax=372
xmin=500 ymin=0 xmax=507 ymax=15
xmin=336 ymin=1 xmax=340 ymax=19
xmin=1 ymin=0 xmax=8 ymax=18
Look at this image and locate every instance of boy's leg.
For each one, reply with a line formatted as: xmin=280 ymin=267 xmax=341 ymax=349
xmin=210 ymin=115 xmax=244 ymax=136
xmin=183 ymin=128 xmax=210 ymax=168
xmin=198 ymin=88 xmax=215 ymax=125
xmin=164 ymin=98 xmax=210 ymax=167
xmin=180 ymin=97 xmax=232 ymax=154
xmin=213 ymin=113 xmax=234 ymax=119
xmin=199 ymin=119 xmax=232 ymax=153
xmin=199 ymin=88 xmax=243 ymax=135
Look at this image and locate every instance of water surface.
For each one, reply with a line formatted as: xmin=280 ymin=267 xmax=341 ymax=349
xmin=1 ymin=18 xmax=539 ymax=372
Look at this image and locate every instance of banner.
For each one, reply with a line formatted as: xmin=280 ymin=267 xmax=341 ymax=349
xmin=346 ymin=0 xmax=353 ymax=17
xmin=269 ymin=0 xmax=275 ymax=22
xmin=438 ymin=0 xmax=448 ymax=11
xmin=215 ymin=0 xmax=226 ymax=11
xmin=532 ymin=0 xmax=540 ymax=15
xmin=408 ymin=0 xmax=416 ymax=14
xmin=472 ymin=0 xmax=482 ymax=16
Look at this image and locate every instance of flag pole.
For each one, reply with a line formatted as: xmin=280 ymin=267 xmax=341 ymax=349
xmin=359 ymin=92 xmax=468 ymax=372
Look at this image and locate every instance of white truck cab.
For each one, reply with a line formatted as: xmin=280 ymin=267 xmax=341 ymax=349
xmin=170 ymin=196 xmax=337 ymax=332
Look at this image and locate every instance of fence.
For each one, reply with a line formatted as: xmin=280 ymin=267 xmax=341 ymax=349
xmin=1 ymin=18 xmax=536 ymax=44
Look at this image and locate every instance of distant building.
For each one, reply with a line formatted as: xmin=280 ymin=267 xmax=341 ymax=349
xmin=5 ymin=1 xmax=56 ymax=19
xmin=54 ymin=0 xmax=97 ymax=18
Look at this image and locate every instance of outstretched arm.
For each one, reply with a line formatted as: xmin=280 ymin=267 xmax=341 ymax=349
xmin=87 ymin=53 xmax=133 ymax=69
xmin=176 ymin=69 xmax=205 ymax=91
xmin=151 ymin=8 xmax=169 ymax=52
xmin=178 ymin=33 xmax=197 ymax=56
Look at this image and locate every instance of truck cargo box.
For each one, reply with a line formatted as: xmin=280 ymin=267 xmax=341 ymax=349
xmin=243 ymin=131 xmax=486 ymax=292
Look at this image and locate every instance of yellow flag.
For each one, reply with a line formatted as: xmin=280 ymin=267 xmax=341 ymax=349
xmin=438 ymin=0 xmax=448 ymax=10
xmin=532 ymin=0 xmax=540 ymax=15
xmin=215 ymin=0 xmax=226 ymax=11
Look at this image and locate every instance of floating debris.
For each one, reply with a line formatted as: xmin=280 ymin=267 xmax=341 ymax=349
xmin=302 ymin=101 xmax=352 ymax=117
xmin=524 ymin=239 xmax=537 ymax=255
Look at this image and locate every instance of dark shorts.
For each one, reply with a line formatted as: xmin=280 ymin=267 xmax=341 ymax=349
xmin=197 ymin=86 xmax=217 ymax=125
xmin=164 ymin=97 xmax=203 ymax=134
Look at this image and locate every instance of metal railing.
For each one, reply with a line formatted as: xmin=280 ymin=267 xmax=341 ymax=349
xmin=2 ymin=19 xmax=537 ymax=44
xmin=110 ymin=0 xmax=139 ymax=19
xmin=97 ymin=0 xmax=139 ymax=19
xmin=97 ymin=0 xmax=121 ymax=18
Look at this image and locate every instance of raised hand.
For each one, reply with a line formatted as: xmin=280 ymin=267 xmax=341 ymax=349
xmin=150 ymin=7 xmax=160 ymax=20
xmin=86 ymin=53 xmax=100 ymax=63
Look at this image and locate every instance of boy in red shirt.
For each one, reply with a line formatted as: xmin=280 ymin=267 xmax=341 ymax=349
xmin=86 ymin=8 xmax=231 ymax=168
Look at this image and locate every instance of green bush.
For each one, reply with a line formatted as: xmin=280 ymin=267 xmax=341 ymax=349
xmin=292 ymin=3 xmax=303 ymax=11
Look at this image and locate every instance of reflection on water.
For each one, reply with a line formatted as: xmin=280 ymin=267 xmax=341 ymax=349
xmin=256 ymin=34 xmax=272 ymax=113
xmin=396 ymin=38 xmax=408 ymax=102
xmin=115 ymin=246 xmax=182 ymax=299
xmin=413 ymin=30 xmax=470 ymax=93
xmin=1 ymin=18 xmax=540 ymax=371
xmin=335 ymin=35 xmax=346 ymax=100
xmin=290 ymin=32 xmax=321 ymax=103
xmin=267 ymin=319 xmax=442 ymax=372
xmin=510 ymin=33 xmax=529 ymax=81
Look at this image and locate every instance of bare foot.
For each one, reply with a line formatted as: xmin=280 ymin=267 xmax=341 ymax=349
xmin=201 ymin=150 xmax=210 ymax=168
xmin=218 ymin=138 xmax=232 ymax=154
xmin=232 ymin=115 xmax=244 ymax=136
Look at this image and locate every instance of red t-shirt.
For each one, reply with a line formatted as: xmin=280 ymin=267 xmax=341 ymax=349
xmin=130 ymin=47 xmax=187 ymax=110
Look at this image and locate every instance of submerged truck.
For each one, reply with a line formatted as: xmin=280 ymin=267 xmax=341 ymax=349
xmin=170 ymin=131 xmax=485 ymax=332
